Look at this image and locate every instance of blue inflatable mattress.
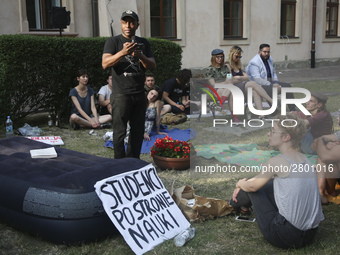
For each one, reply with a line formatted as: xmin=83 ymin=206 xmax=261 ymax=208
xmin=0 ymin=137 xmax=149 ymax=244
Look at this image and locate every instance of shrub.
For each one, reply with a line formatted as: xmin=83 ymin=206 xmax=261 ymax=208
xmin=0 ymin=35 xmax=182 ymax=123
xmin=147 ymin=37 xmax=182 ymax=86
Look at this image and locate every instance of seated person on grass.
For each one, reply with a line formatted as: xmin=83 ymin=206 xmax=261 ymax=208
xmin=205 ymin=48 xmax=239 ymax=121
xmin=144 ymin=88 xmax=169 ymax=141
xmin=291 ymin=91 xmax=333 ymax=154
xmin=144 ymin=73 xmax=160 ymax=95
xmin=162 ymin=69 xmax=193 ymax=115
xmin=69 ymin=69 xmax=112 ymax=130
xmin=98 ymin=74 xmax=113 ymax=115
xmin=230 ymin=113 xmax=324 ymax=249
xmin=124 ymin=88 xmax=170 ymax=144
xmin=245 ymin=43 xmax=296 ymax=112
xmin=312 ymin=131 xmax=340 ymax=205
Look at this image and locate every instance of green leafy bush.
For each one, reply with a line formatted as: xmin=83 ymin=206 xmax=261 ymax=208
xmin=0 ymin=35 xmax=182 ymax=122
xmin=147 ymin=37 xmax=182 ymax=85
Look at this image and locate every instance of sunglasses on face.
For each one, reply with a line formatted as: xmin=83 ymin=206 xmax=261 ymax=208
xmin=269 ymin=128 xmax=283 ymax=135
xmin=235 ymin=55 xmax=242 ymax=59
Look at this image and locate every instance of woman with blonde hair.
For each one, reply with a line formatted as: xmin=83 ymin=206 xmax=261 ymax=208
xmin=226 ymin=46 xmax=274 ymax=119
xmin=230 ymin=113 xmax=324 ymax=249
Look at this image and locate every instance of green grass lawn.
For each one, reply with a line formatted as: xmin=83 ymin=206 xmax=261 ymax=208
xmin=1 ymin=79 xmax=340 ymax=255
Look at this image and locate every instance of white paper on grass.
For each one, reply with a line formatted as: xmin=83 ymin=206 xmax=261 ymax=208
xmin=30 ymin=147 xmax=57 ymax=159
xmin=94 ymin=163 xmax=190 ymax=255
xmin=26 ymin=136 xmax=64 ymax=145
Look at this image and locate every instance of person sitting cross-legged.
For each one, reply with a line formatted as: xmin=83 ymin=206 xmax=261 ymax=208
xmin=98 ymin=74 xmax=113 ymax=115
xmin=230 ymin=113 xmax=324 ymax=249
xmin=69 ymin=69 xmax=112 ymax=130
xmin=162 ymin=69 xmax=193 ymax=115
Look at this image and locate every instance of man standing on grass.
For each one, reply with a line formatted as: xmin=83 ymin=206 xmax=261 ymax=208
xmin=102 ymin=10 xmax=156 ymax=159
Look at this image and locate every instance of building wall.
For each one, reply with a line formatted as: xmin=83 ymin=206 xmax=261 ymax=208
xmin=0 ymin=0 xmax=24 ymax=34
xmin=1 ymin=0 xmax=339 ymax=69
xmin=180 ymin=0 xmax=340 ymax=69
xmin=100 ymin=0 xmax=139 ymax=37
xmin=96 ymin=0 xmax=340 ymax=69
xmin=71 ymin=0 xmax=93 ymax=37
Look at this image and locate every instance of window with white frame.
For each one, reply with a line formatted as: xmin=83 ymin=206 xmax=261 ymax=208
xmin=150 ymin=0 xmax=177 ymax=39
xmin=326 ymin=0 xmax=339 ymax=36
xmin=26 ymin=0 xmax=61 ymax=30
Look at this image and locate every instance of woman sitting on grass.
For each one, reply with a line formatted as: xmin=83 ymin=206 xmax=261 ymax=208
xmin=124 ymin=88 xmax=170 ymax=144
xmin=143 ymin=88 xmax=170 ymax=141
xmin=69 ymin=69 xmax=112 ymax=130
xmin=230 ymin=113 xmax=324 ymax=249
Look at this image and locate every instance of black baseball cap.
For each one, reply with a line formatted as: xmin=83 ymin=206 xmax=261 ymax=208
xmin=121 ymin=10 xmax=139 ymax=22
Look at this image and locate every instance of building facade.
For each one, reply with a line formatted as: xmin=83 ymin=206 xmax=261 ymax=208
xmin=1 ymin=0 xmax=340 ymax=69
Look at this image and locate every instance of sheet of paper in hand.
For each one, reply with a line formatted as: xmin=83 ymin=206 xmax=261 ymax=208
xmin=94 ymin=164 xmax=190 ymax=255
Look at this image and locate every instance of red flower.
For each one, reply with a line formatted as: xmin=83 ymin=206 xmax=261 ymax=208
xmin=150 ymin=136 xmax=192 ymax=158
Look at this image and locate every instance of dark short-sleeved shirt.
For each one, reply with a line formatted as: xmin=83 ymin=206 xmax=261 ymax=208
xmin=103 ymin=34 xmax=154 ymax=94
xmin=144 ymin=84 xmax=161 ymax=95
xmin=162 ymin=78 xmax=185 ymax=103
xmin=307 ymin=110 xmax=333 ymax=139
xmin=69 ymin=86 xmax=95 ymax=116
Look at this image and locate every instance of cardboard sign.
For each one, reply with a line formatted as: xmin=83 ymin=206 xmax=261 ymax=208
xmin=94 ymin=164 xmax=190 ymax=255
xmin=26 ymin=136 xmax=64 ymax=145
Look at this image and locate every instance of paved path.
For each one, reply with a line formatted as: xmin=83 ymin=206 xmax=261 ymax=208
xmin=277 ymin=65 xmax=340 ymax=83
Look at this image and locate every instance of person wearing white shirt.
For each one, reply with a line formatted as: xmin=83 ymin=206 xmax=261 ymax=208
xmin=98 ymin=75 xmax=113 ymax=115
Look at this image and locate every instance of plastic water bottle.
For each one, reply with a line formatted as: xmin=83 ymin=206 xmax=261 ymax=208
xmin=48 ymin=114 xmax=53 ymax=127
xmin=55 ymin=114 xmax=60 ymax=127
xmin=6 ymin=116 xmax=13 ymax=138
xmin=174 ymin=227 xmax=195 ymax=247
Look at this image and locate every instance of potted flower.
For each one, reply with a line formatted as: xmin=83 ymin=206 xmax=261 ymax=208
xmin=150 ymin=136 xmax=194 ymax=170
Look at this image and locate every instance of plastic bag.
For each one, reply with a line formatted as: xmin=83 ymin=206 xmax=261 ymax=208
xmin=171 ymin=185 xmax=234 ymax=222
xmin=18 ymin=123 xmax=43 ymax=136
